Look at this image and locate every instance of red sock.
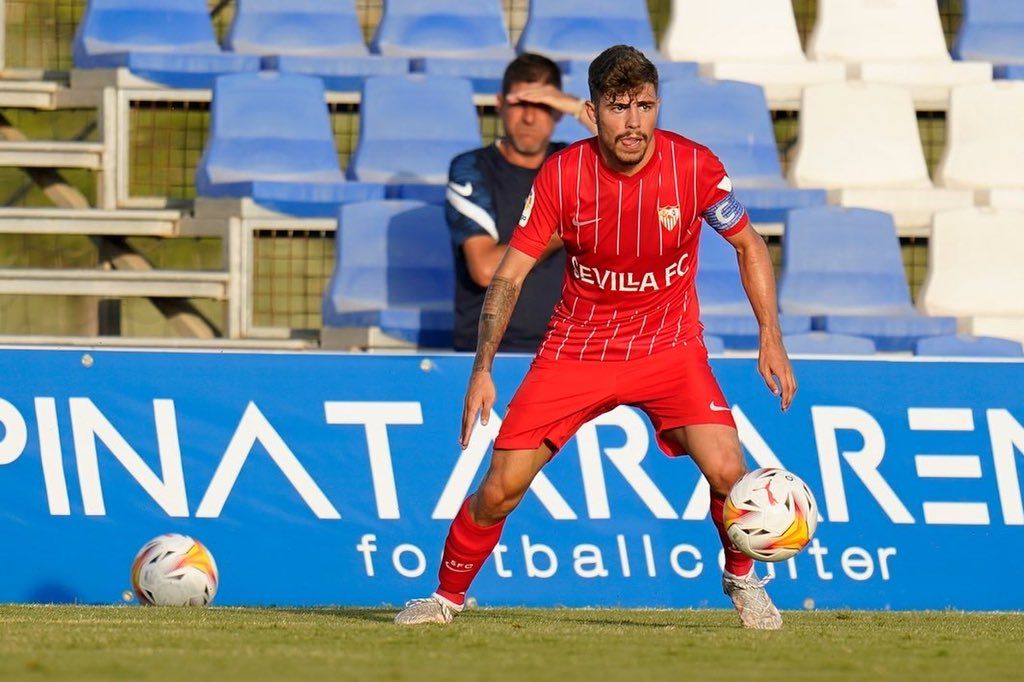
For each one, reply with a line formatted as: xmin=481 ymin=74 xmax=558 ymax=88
xmin=436 ymin=498 xmax=505 ymax=605
xmin=710 ymin=492 xmax=754 ymax=576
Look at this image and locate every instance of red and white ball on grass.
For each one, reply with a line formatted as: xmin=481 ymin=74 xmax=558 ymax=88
xmin=723 ymin=468 xmax=818 ymax=562
xmin=131 ymin=533 xmax=219 ymax=606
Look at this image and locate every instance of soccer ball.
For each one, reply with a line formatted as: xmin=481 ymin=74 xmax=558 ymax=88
xmin=723 ymin=468 xmax=818 ymax=562
xmin=131 ymin=534 xmax=219 ymax=606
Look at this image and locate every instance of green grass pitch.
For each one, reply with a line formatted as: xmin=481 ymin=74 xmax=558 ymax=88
xmin=0 ymin=606 xmax=1021 ymax=681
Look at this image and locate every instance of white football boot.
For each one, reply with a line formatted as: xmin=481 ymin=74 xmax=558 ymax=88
xmin=722 ymin=570 xmax=783 ymax=630
xmin=393 ymin=593 xmax=463 ymax=625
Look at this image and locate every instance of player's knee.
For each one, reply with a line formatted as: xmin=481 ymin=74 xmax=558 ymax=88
xmin=476 ymin=480 xmax=522 ymax=522
xmin=706 ymin=459 xmax=746 ymax=497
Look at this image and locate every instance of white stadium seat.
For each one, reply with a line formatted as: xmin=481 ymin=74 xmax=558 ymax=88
xmin=988 ymin=190 xmax=1024 ymax=210
xmin=788 ymin=82 xmax=973 ymax=232
xmin=808 ymin=0 xmax=991 ymax=109
xmin=937 ymin=82 xmax=1024 ymax=207
xmin=918 ymin=208 xmax=1024 ymax=343
xmin=660 ymin=0 xmax=844 ymax=109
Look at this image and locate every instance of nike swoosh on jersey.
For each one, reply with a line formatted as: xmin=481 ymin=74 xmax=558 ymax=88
xmin=448 ymin=181 xmax=473 ymax=197
xmin=571 ymin=217 xmax=600 ymax=227
xmin=709 ymin=401 xmax=732 ymax=412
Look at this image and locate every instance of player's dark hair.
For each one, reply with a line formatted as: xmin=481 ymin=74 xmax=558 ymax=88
xmin=501 ymin=53 xmax=562 ymax=96
xmin=588 ymin=45 xmax=659 ymax=103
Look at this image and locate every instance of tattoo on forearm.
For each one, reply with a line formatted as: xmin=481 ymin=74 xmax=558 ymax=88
xmin=473 ymin=276 xmax=520 ymax=372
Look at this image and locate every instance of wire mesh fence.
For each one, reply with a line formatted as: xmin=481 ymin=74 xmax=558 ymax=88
xmin=0 ymin=0 xmax=967 ymax=336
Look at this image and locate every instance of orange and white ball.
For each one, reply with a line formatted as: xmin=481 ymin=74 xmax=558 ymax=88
xmin=724 ymin=468 xmax=818 ymax=562
xmin=131 ymin=533 xmax=219 ymax=606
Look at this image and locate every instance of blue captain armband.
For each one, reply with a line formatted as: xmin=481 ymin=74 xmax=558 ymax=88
xmin=703 ymin=193 xmax=746 ymax=234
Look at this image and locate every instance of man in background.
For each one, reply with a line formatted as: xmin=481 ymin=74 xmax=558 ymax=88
xmin=447 ymin=54 xmax=596 ymax=352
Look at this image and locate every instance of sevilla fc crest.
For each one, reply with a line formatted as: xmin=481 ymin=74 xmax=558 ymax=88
xmin=658 ymin=205 xmax=681 ymax=232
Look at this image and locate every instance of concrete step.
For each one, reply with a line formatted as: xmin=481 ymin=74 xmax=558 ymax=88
xmin=0 ymin=208 xmax=182 ymax=237
xmin=0 ymin=269 xmax=229 ymax=299
xmin=0 ymin=140 xmax=105 ymax=169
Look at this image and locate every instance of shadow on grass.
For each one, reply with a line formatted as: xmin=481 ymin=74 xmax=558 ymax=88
xmin=480 ymin=610 xmax=735 ymax=630
xmin=269 ymin=607 xmax=737 ymax=630
xmin=275 ymin=608 xmax=396 ymax=624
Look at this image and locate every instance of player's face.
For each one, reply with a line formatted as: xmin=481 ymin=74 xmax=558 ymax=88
xmin=499 ymin=80 xmax=558 ymax=156
xmin=591 ymin=83 xmax=659 ymax=173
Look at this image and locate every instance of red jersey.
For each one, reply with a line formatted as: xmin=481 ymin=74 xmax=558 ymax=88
xmin=510 ymin=129 xmax=750 ymax=362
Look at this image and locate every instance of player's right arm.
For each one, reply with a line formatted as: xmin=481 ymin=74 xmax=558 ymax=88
xmin=459 ymin=158 xmax=562 ymax=448
xmin=460 ymin=247 xmax=538 ymax=447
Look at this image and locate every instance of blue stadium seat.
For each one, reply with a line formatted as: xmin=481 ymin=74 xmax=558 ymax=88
xmin=227 ymin=0 xmax=367 ymax=57
xmin=783 ymin=332 xmax=876 ymax=355
xmin=552 ymin=76 xmax=592 ymax=143
xmin=347 ymin=76 xmax=482 ymax=203
xmin=519 ymin=0 xmax=697 ymax=81
xmin=373 ymin=0 xmax=513 ymax=94
xmin=196 ymin=73 xmax=383 ymax=216
xmin=915 ymin=334 xmax=1024 ymax=358
xmin=225 ymin=0 xmax=409 ymax=91
xmin=779 ymin=207 xmax=956 ymax=351
xmin=954 ymin=0 xmax=1024 ymax=79
xmin=658 ymin=79 xmax=826 ymax=223
xmin=322 ymin=200 xmax=454 ymax=347
xmin=557 ymin=58 xmax=698 ymax=83
xmin=72 ymin=0 xmax=259 ymax=88
xmin=518 ymin=0 xmax=656 ymax=60
xmin=696 ymin=225 xmax=811 ymax=349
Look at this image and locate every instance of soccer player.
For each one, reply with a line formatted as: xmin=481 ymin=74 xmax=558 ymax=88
xmin=449 ymin=54 xmax=597 ymax=352
xmin=396 ymin=45 xmax=797 ymax=629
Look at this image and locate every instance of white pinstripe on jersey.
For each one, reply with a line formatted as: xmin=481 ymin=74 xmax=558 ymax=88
xmin=521 ymin=131 xmax=744 ymax=363
xmin=615 ymin=180 xmax=622 ymax=256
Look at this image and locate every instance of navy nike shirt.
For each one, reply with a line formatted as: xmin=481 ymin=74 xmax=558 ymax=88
xmin=446 ymin=141 xmax=567 ymax=353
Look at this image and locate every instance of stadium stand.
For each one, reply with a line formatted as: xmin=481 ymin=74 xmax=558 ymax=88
xmin=372 ymin=0 xmax=514 ymax=94
xmin=195 ymin=72 xmax=384 ymax=217
xmin=518 ymin=0 xmax=697 ymax=82
xmin=696 ymin=225 xmax=811 ymax=350
xmin=779 ymin=207 xmax=956 ymax=352
xmin=660 ymin=0 xmax=845 ymax=109
xmin=225 ymin=0 xmax=409 ymax=92
xmin=915 ymin=334 xmax=1024 ymax=358
xmin=782 ymin=332 xmax=877 ymax=356
xmin=788 ymin=82 xmax=973 ymax=232
xmin=936 ymin=82 xmax=1024 ymax=209
xmin=657 ymin=78 xmax=826 ymax=224
xmin=346 ymin=75 xmax=481 ymax=203
xmin=72 ymin=0 xmax=260 ymax=88
xmin=954 ymin=0 xmax=1024 ymax=80
xmin=808 ymin=0 xmax=992 ymax=108
xmin=322 ymin=200 xmax=454 ymax=349
xmin=918 ymin=208 xmax=1024 ymax=344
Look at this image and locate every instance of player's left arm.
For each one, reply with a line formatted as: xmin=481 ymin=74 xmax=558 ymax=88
xmin=698 ymin=148 xmax=796 ymax=410
xmin=725 ymin=225 xmax=797 ymax=411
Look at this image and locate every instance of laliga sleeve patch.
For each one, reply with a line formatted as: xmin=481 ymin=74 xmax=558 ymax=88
xmin=703 ymin=192 xmax=745 ymax=233
xmin=518 ymin=188 xmax=535 ymax=227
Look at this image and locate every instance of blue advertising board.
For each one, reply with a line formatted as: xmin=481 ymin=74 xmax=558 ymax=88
xmin=0 ymin=348 xmax=1021 ymax=610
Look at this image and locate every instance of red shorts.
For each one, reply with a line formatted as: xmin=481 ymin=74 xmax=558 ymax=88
xmin=494 ymin=338 xmax=736 ymax=457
